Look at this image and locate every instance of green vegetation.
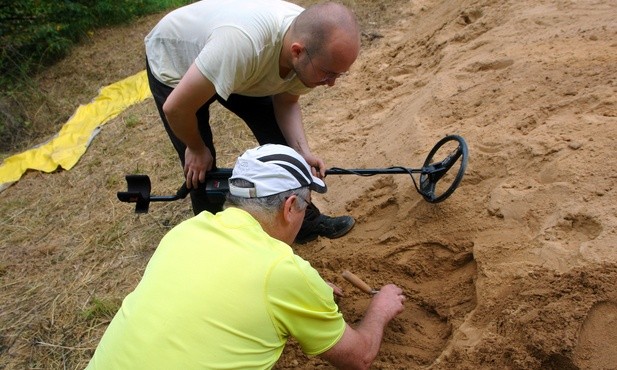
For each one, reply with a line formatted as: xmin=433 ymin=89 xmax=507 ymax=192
xmin=81 ymin=297 xmax=122 ymax=322
xmin=1 ymin=0 xmax=192 ymax=88
xmin=0 ymin=0 xmax=193 ymax=152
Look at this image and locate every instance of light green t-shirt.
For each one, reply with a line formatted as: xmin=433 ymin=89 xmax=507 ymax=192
xmin=86 ymin=208 xmax=345 ymax=369
xmin=145 ymin=0 xmax=312 ymax=100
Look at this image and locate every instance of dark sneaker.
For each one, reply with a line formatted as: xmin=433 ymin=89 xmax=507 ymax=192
xmin=294 ymin=214 xmax=355 ymax=244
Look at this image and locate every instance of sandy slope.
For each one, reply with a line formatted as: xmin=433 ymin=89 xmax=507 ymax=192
xmin=1 ymin=0 xmax=616 ymax=369
xmin=279 ymin=0 xmax=617 ymax=368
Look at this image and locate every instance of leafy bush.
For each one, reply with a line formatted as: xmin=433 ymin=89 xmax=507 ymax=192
xmin=0 ymin=0 xmax=193 ymax=151
xmin=1 ymin=0 xmax=192 ymax=87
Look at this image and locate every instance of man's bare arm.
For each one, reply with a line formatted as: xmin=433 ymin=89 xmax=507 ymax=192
xmin=163 ymin=63 xmax=217 ymax=188
xmin=319 ymin=284 xmax=405 ymax=370
xmin=272 ymin=92 xmax=325 ymax=177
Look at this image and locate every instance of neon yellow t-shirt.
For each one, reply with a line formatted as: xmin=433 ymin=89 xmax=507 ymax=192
xmin=86 ymin=208 xmax=345 ymax=369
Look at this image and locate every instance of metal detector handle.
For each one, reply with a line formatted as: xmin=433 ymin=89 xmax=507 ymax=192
xmin=118 ymin=170 xmax=232 ymax=213
xmin=176 ymin=168 xmax=232 ymax=198
xmin=197 ymin=169 xmax=232 ymax=205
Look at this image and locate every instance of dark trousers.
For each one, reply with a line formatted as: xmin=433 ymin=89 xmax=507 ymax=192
xmin=146 ymin=61 xmax=321 ymax=223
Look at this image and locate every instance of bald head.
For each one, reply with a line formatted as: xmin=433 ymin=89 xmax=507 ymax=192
xmin=290 ymin=2 xmax=361 ymax=64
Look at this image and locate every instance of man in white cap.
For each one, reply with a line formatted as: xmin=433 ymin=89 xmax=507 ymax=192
xmin=86 ymin=144 xmax=406 ymax=369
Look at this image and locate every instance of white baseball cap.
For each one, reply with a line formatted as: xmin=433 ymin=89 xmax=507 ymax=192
xmin=229 ymin=144 xmax=327 ymax=198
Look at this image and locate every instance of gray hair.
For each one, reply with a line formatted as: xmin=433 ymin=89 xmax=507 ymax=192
xmin=224 ymin=179 xmax=310 ymax=219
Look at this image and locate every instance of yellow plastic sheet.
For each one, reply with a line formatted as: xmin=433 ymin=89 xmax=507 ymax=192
xmin=0 ymin=70 xmax=152 ymax=192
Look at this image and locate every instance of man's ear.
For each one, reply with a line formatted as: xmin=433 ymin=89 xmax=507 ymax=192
xmin=283 ymin=195 xmax=298 ymax=224
xmin=282 ymin=195 xmax=299 ymax=224
xmin=290 ymin=42 xmax=304 ymax=59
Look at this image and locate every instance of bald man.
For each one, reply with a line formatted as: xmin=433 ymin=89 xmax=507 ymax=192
xmin=145 ymin=0 xmax=360 ymax=243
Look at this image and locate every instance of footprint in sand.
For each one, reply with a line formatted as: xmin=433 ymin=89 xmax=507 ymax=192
xmin=573 ymin=301 xmax=617 ymax=369
xmin=377 ymin=240 xmax=477 ymax=366
xmin=540 ymin=212 xmax=603 ymax=248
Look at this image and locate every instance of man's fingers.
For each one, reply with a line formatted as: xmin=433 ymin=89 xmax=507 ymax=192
xmin=185 ymin=170 xmax=198 ymax=189
xmin=185 ymin=169 xmax=193 ymax=189
xmin=191 ymin=172 xmax=201 ymax=189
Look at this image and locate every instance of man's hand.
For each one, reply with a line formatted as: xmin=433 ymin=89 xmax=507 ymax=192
xmin=184 ymin=146 xmax=213 ymax=189
xmin=326 ymin=282 xmax=345 ymax=298
xmin=302 ymin=152 xmax=326 ymax=179
xmin=369 ymin=284 xmax=406 ymax=322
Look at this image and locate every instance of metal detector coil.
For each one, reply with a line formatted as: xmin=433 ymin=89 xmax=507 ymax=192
xmin=117 ymin=135 xmax=468 ymax=213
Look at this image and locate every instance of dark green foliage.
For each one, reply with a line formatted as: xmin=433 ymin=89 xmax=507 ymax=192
xmin=0 ymin=0 xmax=193 ymax=152
xmin=0 ymin=0 xmax=192 ymax=88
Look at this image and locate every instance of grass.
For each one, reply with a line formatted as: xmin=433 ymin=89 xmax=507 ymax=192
xmin=81 ymin=298 xmax=121 ymax=322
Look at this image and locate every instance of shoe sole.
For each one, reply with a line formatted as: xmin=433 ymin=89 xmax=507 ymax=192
xmin=294 ymin=217 xmax=356 ymax=244
xmin=294 ymin=234 xmax=319 ymax=244
xmin=323 ymin=217 xmax=355 ymax=239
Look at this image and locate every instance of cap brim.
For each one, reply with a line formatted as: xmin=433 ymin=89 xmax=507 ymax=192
xmin=310 ymin=176 xmax=327 ymax=193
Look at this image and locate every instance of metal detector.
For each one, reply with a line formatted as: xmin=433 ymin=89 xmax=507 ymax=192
xmin=117 ymin=134 xmax=468 ymax=213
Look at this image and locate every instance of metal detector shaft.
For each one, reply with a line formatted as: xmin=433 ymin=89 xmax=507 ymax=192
xmin=179 ymin=167 xmax=423 ymax=176
xmin=326 ymin=167 xmax=422 ymax=176
xmin=117 ymin=135 xmax=468 ymax=212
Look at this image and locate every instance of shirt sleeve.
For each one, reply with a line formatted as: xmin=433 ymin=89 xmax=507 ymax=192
xmin=195 ymin=26 xmax=256 ymax=100
xmin=266 ymin=255 xmax=346 ymax=355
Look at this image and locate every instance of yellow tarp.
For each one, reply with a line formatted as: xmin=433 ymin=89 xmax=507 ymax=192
xmin=0 ymin=70 xmax=152 ymax=192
